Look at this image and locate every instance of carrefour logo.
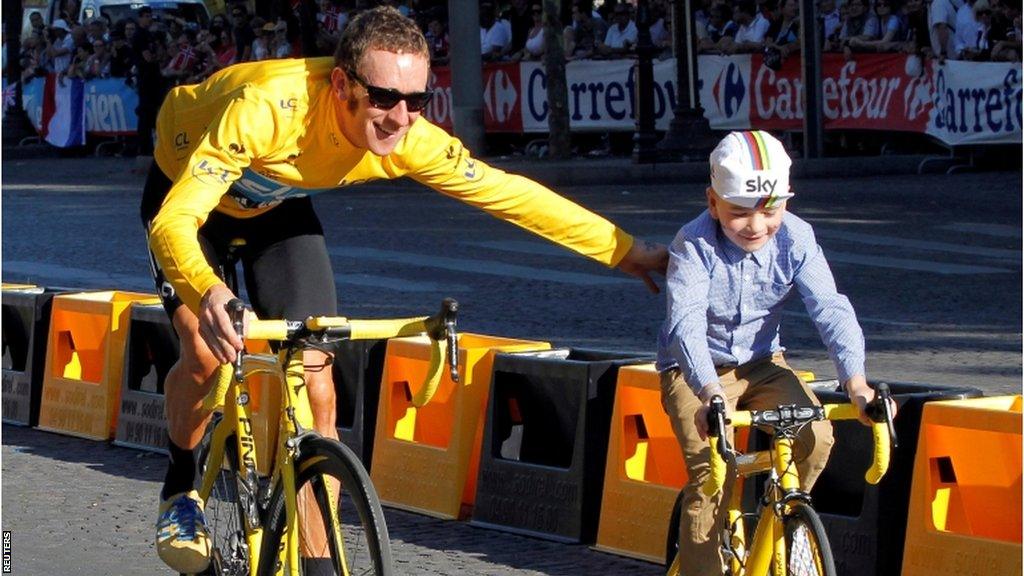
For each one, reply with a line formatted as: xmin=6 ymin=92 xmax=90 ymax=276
xmin=484 ymin=69 xmax=518 ymax=123
xmin=712 ymin=62 xmax=746 ymax=119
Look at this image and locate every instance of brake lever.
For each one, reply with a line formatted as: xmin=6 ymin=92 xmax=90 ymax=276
xmin=441 ymin=298 xmax=459 ymax=383
xmin=226 ymin=298 xmax=246 ymax=383
xmin=708 ymin=395 xmax=729 ymax=456
xmin=869 ymin=382 xmax=898 ymax=449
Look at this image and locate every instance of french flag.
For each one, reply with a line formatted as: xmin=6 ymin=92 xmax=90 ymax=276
xmin=40 ymin=73 xmax=86 ymax=148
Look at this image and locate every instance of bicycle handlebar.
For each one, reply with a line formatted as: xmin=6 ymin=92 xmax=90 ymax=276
xmin=202 ymin=298 xmax=460 ymax=412
xmin=701 ymin=383 xmax=896 ymax=497
xmin=703 ymin=396 xmax=729 ymax=497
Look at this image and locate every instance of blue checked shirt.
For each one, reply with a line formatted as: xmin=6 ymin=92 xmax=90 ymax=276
xmin=656 ymin=210 xmax=865 ymax=398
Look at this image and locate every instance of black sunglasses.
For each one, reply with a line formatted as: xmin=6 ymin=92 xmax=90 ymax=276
xmin=346 ymin=68 xmax=434 ymax=112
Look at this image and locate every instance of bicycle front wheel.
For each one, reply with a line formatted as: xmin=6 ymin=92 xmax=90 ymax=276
xmin=257 ymin=437 xmax=393 ymax=576
xmin=781 ymin=502 xmax=836 ymax=576
xmin=195 ymin=421 xmax=251 ymax=576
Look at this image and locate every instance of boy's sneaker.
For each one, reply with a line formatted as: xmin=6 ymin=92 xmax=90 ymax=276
xmin=155 ymin=490 xmax=211 ymax=573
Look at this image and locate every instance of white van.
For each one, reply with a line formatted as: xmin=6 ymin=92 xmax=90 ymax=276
xmin=56 ymin=0 xmax=212 ymax=28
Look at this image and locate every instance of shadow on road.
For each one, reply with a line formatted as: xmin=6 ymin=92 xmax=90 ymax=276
xmin=1 ymin=424 xmax=164 ymax=483
xmin=382 ymin=507 xmax=665 ymax=575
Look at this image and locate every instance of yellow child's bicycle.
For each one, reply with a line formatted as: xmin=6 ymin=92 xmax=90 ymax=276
xmin=665 ymin=383 xmax=897 ymax=576
xmin=191 ymin=297 xmax=460 ymax=576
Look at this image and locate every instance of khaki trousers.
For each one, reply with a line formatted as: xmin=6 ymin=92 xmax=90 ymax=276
xmin=660 ymin=353 xmax=834 ymax=576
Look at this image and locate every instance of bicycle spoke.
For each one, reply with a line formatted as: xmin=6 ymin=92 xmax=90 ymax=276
xmin=199 ymin=434 xmax=251 ymax=576
xmin=783 ymin=503 xmax=835 ymax=576
xmin=788 ymin=523 xmax=819 ymax=576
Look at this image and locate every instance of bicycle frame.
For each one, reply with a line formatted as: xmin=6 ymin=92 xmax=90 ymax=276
xmin=721 ymin=432 xmax=804 ymax=576
xmin=194 ymin=299 xmax=459 ymax=576
xmin=710 ymin=402 xmax=889 ymax=576
xmin=197 ymin=347 xmax=329 ymax=576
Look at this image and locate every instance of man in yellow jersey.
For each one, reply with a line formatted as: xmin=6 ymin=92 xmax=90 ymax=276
xmin=143 ymin=7 xmax=667 ymax=574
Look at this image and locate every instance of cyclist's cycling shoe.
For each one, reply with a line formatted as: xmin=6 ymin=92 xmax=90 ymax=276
xmin=156 ymin=490 xmax=212 ymax=573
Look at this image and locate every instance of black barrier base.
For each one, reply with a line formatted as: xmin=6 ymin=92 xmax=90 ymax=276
xmin=114 ymin=303 xmax=179 ymax=453
xmin=471 ymin=348 xmax=653 ymax=543
xmin=810 ymin=380 xmax=984 ymax=576
xmin=333 ymin=339 xmax=387 ymax=470
xmin=1 ymin=288 xmax=61 ymax=427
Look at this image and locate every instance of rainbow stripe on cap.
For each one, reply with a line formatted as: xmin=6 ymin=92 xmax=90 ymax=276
xmin=740 ymin=131 xmax=783 ymax=209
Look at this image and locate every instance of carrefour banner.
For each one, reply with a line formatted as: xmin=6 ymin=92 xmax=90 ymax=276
xmin=698 ymin=55 xmax=752 ymax=130
xmin=18 ymin=57 xmax=1020 ymax=146
xmin=926 ymin=60 xmax=1021 ymax=146
xmin=424 ymin=62 xmax=524 ymax=132
xmin=747 ymin=53 xmax=933 ymax=132
xmin=424 ymin=55 xmax=1021 ymax=147
xmin=518 ymin=59 xmax=681 ymax=132
xmin=22 ymin=76 xmax=138 ymax=136
xmin=424 ymin=59 xmax=681 ymax=133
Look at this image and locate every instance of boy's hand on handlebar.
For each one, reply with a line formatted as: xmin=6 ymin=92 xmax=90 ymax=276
xmin=846 ymin=375 xmax=897 ymax=426
xmin=694 ymin=404 xmax=714 ymax=441
xmin=694 ymin=385 xmax=727 ymax=441
xmin=199 ymin=284 xmax=249 ymax=364
xmin=616 ymin=238 xmax=668 ymax=294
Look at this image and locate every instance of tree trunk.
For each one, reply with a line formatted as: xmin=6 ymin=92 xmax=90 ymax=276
xmin=542 ymin=0 xmax=571 ymax=159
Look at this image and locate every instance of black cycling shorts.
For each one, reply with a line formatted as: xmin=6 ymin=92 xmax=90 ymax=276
xmin=141 ymin=162 xmax=337 ymax=321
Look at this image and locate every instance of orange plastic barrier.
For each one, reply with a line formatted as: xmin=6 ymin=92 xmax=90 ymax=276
xmin=370 ymin=333 xmax=550 ymax=520
xmin=901 ymin=395 xmax=1022 ymax=576
xmin=594 ymin=363 xmax=686 ymax=563
xmin=112 ymin=302 xmax=177 ymax=453
xmin=37 ymin=291 xmax=161 ymax=440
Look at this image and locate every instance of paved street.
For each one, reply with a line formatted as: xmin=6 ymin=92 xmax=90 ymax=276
xmin=1 ymin=153 xmax=1021 ymax=575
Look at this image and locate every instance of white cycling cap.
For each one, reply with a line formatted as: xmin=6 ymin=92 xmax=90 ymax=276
xmin=709 ymin=130 xmax=794 ymax=209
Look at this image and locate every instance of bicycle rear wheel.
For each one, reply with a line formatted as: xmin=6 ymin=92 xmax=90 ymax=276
xmin=195 ymin=422 xmax=251 ymax=576
xmin=781 ymin=502 xmax=836 ymax=576
xmin=257 ymin=437 xmax=393 ymax=576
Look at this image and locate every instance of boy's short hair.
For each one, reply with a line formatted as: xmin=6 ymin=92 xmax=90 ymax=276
xmin=709 ymin=131 xmax=794 ymax=209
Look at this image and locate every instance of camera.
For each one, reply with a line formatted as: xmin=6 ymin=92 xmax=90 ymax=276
xmin=763 ymin=45 xmax=783 ymax=71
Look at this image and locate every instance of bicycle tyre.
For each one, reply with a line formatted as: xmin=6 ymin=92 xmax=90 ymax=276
xmin=780 ymin=502 xmax=836 ymax=576
xmin=256 ymin=436 xmax=393 ymax=576
xmin=194 ymin=422 xmax=252 ymax=576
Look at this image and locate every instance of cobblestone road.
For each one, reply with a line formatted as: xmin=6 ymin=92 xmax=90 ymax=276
xmin=2 ymin=155 xmax=1020 ymax=575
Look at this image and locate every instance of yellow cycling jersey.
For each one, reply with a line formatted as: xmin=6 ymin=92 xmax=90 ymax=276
xmin=149 ymin=57 xmax=634 ymax=313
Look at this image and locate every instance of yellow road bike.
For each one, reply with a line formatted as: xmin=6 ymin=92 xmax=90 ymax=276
xmin=192 ymin=297 xmax=459 ymax=576
xmin=666 ymin=383 xmax=897 ymax=576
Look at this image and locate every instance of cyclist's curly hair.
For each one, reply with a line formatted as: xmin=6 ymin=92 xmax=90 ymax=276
xmin=333 ymin=6 xmax=430 ymax=73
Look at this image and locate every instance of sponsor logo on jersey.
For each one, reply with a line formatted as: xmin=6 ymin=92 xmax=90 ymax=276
xmin=192 ymin=159 xmax=231 ymax=185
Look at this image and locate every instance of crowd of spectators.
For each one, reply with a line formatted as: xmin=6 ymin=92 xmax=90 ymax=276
xmin=479 ymin=0 xmax=675 ymax=62
xmin=16 ymin=0 xmax=1018 ymax=90
xmin=5 ymin=0 xmax=1019 ymax=154
xmin=18 ymin=2 xmax=305 ymax=87
xmin=695 ymin=0 xmax=1021 ymax=63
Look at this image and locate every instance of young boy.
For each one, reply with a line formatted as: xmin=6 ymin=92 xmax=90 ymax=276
xmin=656 ymin=130 xmax=883 ymax=576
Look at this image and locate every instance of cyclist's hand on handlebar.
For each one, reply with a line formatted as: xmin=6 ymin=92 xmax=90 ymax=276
xmin=198 ymin=284 xmax=250 ymax=364
xmin=694 ymin=385 xmax=728 ymax=441
xmin=846 ymin=375 xmax=897 ymax=426
xmin=694 ymin=404 xmax=713 ymax=441
xmin=615 ymin=238 xmax=668 ymax=294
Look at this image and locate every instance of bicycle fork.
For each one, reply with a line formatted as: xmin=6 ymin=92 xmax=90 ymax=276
xmin=274 ymin=355 xmax=349 ymax=576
